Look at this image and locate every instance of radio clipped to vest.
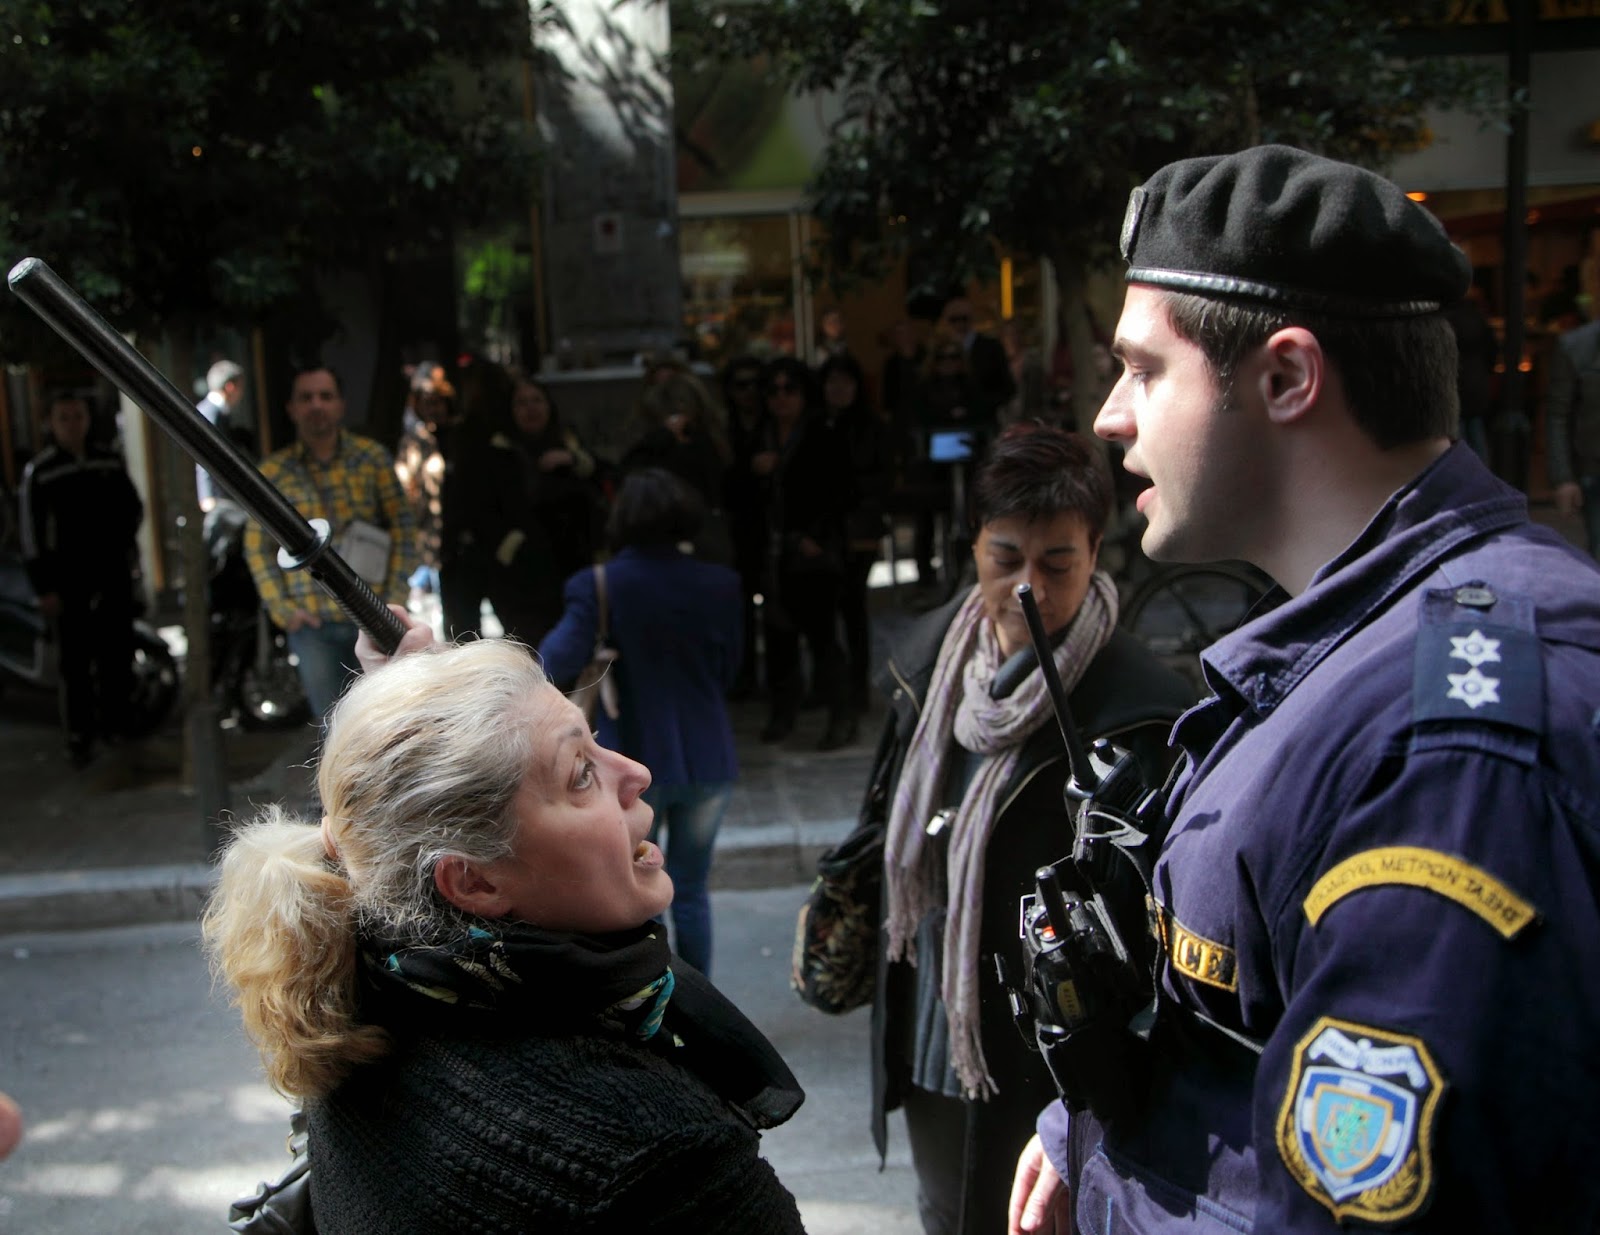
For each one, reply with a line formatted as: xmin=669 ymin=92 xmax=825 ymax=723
xmin=994 ymin=583 xmax=1171 ymax=1128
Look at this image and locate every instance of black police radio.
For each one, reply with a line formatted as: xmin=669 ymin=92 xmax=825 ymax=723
xmin=995 ymin=583 xmax=1173 ymax=1127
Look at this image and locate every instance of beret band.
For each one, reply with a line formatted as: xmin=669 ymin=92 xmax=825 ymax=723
xmin=1122 ymin=145 xmax=1471 ymax=316
xmin=1123 ymin=266 xmax=1445 ymax=319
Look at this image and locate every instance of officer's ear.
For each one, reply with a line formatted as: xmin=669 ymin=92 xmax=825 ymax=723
xmin=1255 ymin=327 xmax=1324 ymax=427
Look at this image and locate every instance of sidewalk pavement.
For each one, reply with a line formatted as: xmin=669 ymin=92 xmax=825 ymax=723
xmin=0 ymin=598 xmax=925 ymax=935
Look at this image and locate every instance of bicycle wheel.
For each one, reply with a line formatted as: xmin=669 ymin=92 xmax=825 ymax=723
xmin=1121 ymin=562 xmax=1270 ymax=691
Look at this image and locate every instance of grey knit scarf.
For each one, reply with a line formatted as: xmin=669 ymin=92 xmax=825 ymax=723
xmin=883 ymin=572 xmax=1118 ymax=1099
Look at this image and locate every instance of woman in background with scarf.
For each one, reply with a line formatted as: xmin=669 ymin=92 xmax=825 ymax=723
xmin=204 ymin=629 xmax=806 ymax=1233
xmin=863 ymin=424 xmax=1194 ymax=1235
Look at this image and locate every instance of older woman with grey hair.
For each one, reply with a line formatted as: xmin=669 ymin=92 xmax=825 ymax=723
xmin=204 ymin=630 xmax=806 ymax=1233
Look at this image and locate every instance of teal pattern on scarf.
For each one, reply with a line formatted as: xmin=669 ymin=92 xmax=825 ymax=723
xmin=600 ymin=968 xmax=676 ymax=1041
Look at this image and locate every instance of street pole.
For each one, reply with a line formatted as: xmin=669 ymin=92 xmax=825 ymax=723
xmin=160 ymin=335 xmax=230 ymax=845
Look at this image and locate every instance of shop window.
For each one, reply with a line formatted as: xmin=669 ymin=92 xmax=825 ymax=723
xmin=681 ymin=215 xmax=799 ymax=367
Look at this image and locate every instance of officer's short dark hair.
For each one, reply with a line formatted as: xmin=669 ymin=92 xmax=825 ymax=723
xmin=967 ymin=422 xmax=1113 ymax=544
xmin=608 ymin=466 xmax=704 ymax=551
xmin=288 ymin=362 xmax=343 ymax=397
xmin=1159 ymin=293 xmax=1460 ymax=448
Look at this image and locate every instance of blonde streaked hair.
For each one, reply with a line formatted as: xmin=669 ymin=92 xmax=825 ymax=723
xmin=202 ymin=639 xmax=547 ymax=1100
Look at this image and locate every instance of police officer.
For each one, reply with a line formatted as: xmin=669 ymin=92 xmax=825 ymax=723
xmin=1008 ymin=146 xmax=1600 ymax=1233
xmin=19 ymin=392 xmax=145 ymax=765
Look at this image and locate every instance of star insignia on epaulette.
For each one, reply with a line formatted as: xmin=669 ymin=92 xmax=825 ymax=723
xmin=1448 ymin=629 xmax=1501 ymax=668
xmin=1445 ymin=666 xmax=1500 ymax=710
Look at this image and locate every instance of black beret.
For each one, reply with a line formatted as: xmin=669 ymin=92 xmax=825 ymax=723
xmin=1120 ymin=145 xmax=1471 ymax=317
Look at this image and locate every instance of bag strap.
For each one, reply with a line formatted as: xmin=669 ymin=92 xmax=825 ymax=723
xmin=592 ymin=563 xmax=609 ymax=641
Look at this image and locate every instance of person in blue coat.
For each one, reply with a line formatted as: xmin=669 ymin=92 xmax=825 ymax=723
xmin=1009 ymin=146 xmax=1600 ymax=1234
xmin=540 ymin=467 xmax=743 ymax=976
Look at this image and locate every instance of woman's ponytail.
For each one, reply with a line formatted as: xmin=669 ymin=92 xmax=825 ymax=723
xmin=202 ymin=807 xmax=389 ymax=1100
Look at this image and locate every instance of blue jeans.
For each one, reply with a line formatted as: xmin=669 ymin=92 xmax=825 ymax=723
xmin=286 ymin=620 xmax=360 ymax=720
xmin=644 ymin=781 xmax=733 ymax=976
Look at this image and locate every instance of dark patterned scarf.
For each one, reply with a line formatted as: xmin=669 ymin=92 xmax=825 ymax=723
xmin=358 ymin=917 xmax=805 ymax=1129
xmin=360 ymin=919 xmax=675 ymax=1041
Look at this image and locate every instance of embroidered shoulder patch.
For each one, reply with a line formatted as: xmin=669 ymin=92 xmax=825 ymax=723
xmin=1303 ymin=846 xmax=1539 ymax=940
xmin=1275 ymin=1017 xmax=1446 ymax=1225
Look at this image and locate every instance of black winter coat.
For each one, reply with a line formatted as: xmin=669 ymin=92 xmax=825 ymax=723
xmin=312 ymin=965 xmax=807 ymax=1234
xmin=866 ymin=591 xmax=1197 ymax=1160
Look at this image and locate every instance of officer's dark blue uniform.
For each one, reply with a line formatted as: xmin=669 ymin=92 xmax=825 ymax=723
xmin=1042 ymin=443 xmax=1600 ymax=1231
xmin=1034 ymin=147 xmax=1600 ymax=1233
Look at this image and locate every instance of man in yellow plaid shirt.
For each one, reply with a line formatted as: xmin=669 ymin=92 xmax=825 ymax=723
xmin=244 ymin=364 xmax=416 ymax=719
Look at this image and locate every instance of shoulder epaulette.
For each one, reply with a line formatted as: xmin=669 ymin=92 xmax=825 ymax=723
xmin=1412 ymin=582 xmax=1542 ymax=734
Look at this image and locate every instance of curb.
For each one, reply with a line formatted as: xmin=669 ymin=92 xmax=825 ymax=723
xmin=0 ymin=863 xmax=217 ymax=935
xmin=0 ymin=819 xmax=856 ymax=935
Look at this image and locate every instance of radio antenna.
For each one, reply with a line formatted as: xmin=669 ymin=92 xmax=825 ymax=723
xmin=1017 ymin=582 xmax=1099 ymax=797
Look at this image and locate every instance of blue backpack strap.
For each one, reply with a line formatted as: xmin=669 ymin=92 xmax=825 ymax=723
xmin=1412 ymin=582 xmax=1543 ymax=745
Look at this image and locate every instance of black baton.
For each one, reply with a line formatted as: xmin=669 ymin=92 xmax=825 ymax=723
xmin=8 ymin=257 xmax=405 ymax=654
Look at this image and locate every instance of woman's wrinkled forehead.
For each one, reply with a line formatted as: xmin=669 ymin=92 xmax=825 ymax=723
xmin=516 ymin=684 xmax=587 ymax=802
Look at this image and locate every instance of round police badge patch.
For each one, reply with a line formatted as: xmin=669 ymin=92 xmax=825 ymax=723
xmin=1274 ymin=1017 xmax=1445 ymax=1224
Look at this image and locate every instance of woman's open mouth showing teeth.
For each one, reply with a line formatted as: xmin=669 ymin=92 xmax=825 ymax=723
xmin=633 ymin=840 xmax=664 ymax=868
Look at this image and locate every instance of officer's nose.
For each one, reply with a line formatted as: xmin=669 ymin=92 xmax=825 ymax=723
xmin=1094 ymin=380 xmax=1133 ymax=443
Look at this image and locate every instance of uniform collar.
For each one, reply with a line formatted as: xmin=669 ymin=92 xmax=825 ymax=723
xmin=1199 ymin=443 xmax=1527 ymax=717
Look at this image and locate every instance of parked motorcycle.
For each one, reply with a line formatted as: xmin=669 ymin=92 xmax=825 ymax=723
xmin=204 ymin=501 xmax=309 ymax=730
xmin=0 ymin=547 xmax=180 ymax=737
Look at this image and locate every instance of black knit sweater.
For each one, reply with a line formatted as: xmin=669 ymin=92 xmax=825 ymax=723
xmin=309 ymin=1008 xmax=806 ymax=1232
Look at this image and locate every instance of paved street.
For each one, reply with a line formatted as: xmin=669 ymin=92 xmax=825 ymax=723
xmin=0 ymin=889 xmax=919 ymax=1235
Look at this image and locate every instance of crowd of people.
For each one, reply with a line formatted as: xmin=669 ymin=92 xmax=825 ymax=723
xmin=8 ymin=282 xmax=1125 ymax=775
xmin=333 ymin=291 xmax=1037 ymax=757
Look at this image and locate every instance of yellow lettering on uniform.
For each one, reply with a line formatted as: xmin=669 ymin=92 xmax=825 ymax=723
xmin=1303 ymin=846 xmax=1539 ymax=940
xmin=1164 ymin=916 xmax=1239 ymax=992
